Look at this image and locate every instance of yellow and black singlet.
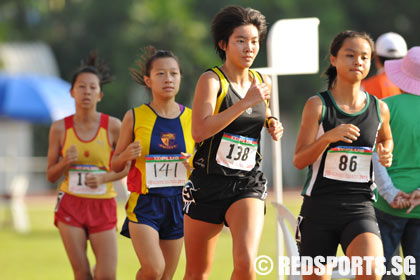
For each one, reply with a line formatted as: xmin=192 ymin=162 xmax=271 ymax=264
xmin=192 ymin=66 xmax=267 ymax=177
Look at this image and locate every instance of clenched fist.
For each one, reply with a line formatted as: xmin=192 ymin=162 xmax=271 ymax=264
xmin=64 ymin=144 xmax=78 ymax=165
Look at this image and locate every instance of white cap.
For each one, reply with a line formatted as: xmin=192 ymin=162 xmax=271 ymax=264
xmin=376 ymin=32 xmax=408 ymax=58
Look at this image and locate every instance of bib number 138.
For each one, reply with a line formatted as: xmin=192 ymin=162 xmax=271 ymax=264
xmin=216 ymin=133 xmax=258 ymax=171
xmin=226 ymin=144 xmax=251 ymax=161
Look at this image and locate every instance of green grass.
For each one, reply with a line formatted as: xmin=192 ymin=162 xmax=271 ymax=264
xmin=0 ymin=191 xmax=303 ymax=280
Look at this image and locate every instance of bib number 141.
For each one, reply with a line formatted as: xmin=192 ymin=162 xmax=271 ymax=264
xmin=145 ymin=154 xmax=188 ymax=188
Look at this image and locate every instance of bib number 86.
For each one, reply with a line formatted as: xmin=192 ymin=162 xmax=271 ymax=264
xmin=339 ymin=155 xmax=357 ymax=172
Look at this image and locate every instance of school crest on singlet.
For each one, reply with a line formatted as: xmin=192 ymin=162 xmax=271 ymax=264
xmin=159 ymin=133 xmax=177 ymax=149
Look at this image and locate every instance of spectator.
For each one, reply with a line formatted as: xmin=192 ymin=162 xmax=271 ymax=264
xmin=362 ymin=32 xmax=407 ymax=99
xmin=373 ymin=46 xmax=420 ymax=280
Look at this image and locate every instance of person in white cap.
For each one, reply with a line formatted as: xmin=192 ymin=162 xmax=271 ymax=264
xmin=362 ymin=32 xmax=408 ymax=99
xmin=372 ymin=46 xmax=420 ymax=279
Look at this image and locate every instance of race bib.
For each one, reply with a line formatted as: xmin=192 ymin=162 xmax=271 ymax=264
xmin=145 ymin=154 xmax=188 ymax=188
xmin=68 ymin=165 xmax=107 ymax=195
xmin=323 ymin=146 xmax=373 ymax=182
xmin=216 ymin=133 xmax=258 ymax=171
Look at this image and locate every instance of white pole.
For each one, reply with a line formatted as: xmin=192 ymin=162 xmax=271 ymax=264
xmin=256 ymin=17 xmax=319 ymax=280
xmin=252 ymin=66 xmax=284 ymax=279
xmin=266 ymin=21 xmax=285 ymax=279
xmin=270 ymin=73 xmax=285 ymax=280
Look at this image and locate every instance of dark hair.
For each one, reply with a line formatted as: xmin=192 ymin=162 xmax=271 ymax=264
xmin=323 ymin=30 xmax=374 ymax=89
xmin=71 ymin=50 xmax=112 ymax=90
xmin=130 ymin=46 xmax=181 ymax=87
xmin=211 ymin=5 xmax=267 ymax=61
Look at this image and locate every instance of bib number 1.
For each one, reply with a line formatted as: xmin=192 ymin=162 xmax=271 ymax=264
xmin=68 ymin=165 xmax=107 ymax=195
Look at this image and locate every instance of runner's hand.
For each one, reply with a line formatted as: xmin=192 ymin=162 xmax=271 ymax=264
xmin=85 ymin=173 xmax=103 ymax=188
xmin=122 ymin=141 xmax=142 ymax=161
xmin=181 ymin=152 xmax=194 ymax=171
xmin=243 ymin=79 xmax=270 ymax=108
xmin=377 ymin=143 xmax=392 ymax=167
xmin=64 ymin=144 xmax=78 ymax=165
xmin=267 ymin=118 xmax=283 ymax=141
xmin=323 ymin=124 xmax=360 ymax=144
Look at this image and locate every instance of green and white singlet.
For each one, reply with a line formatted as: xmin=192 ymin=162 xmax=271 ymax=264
xmin=301 ymin=91 xmax=381 ymax=200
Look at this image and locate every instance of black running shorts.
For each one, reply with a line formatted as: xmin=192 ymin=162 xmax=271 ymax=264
xmin=182 ymin=169 xmax=267 ymax=225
